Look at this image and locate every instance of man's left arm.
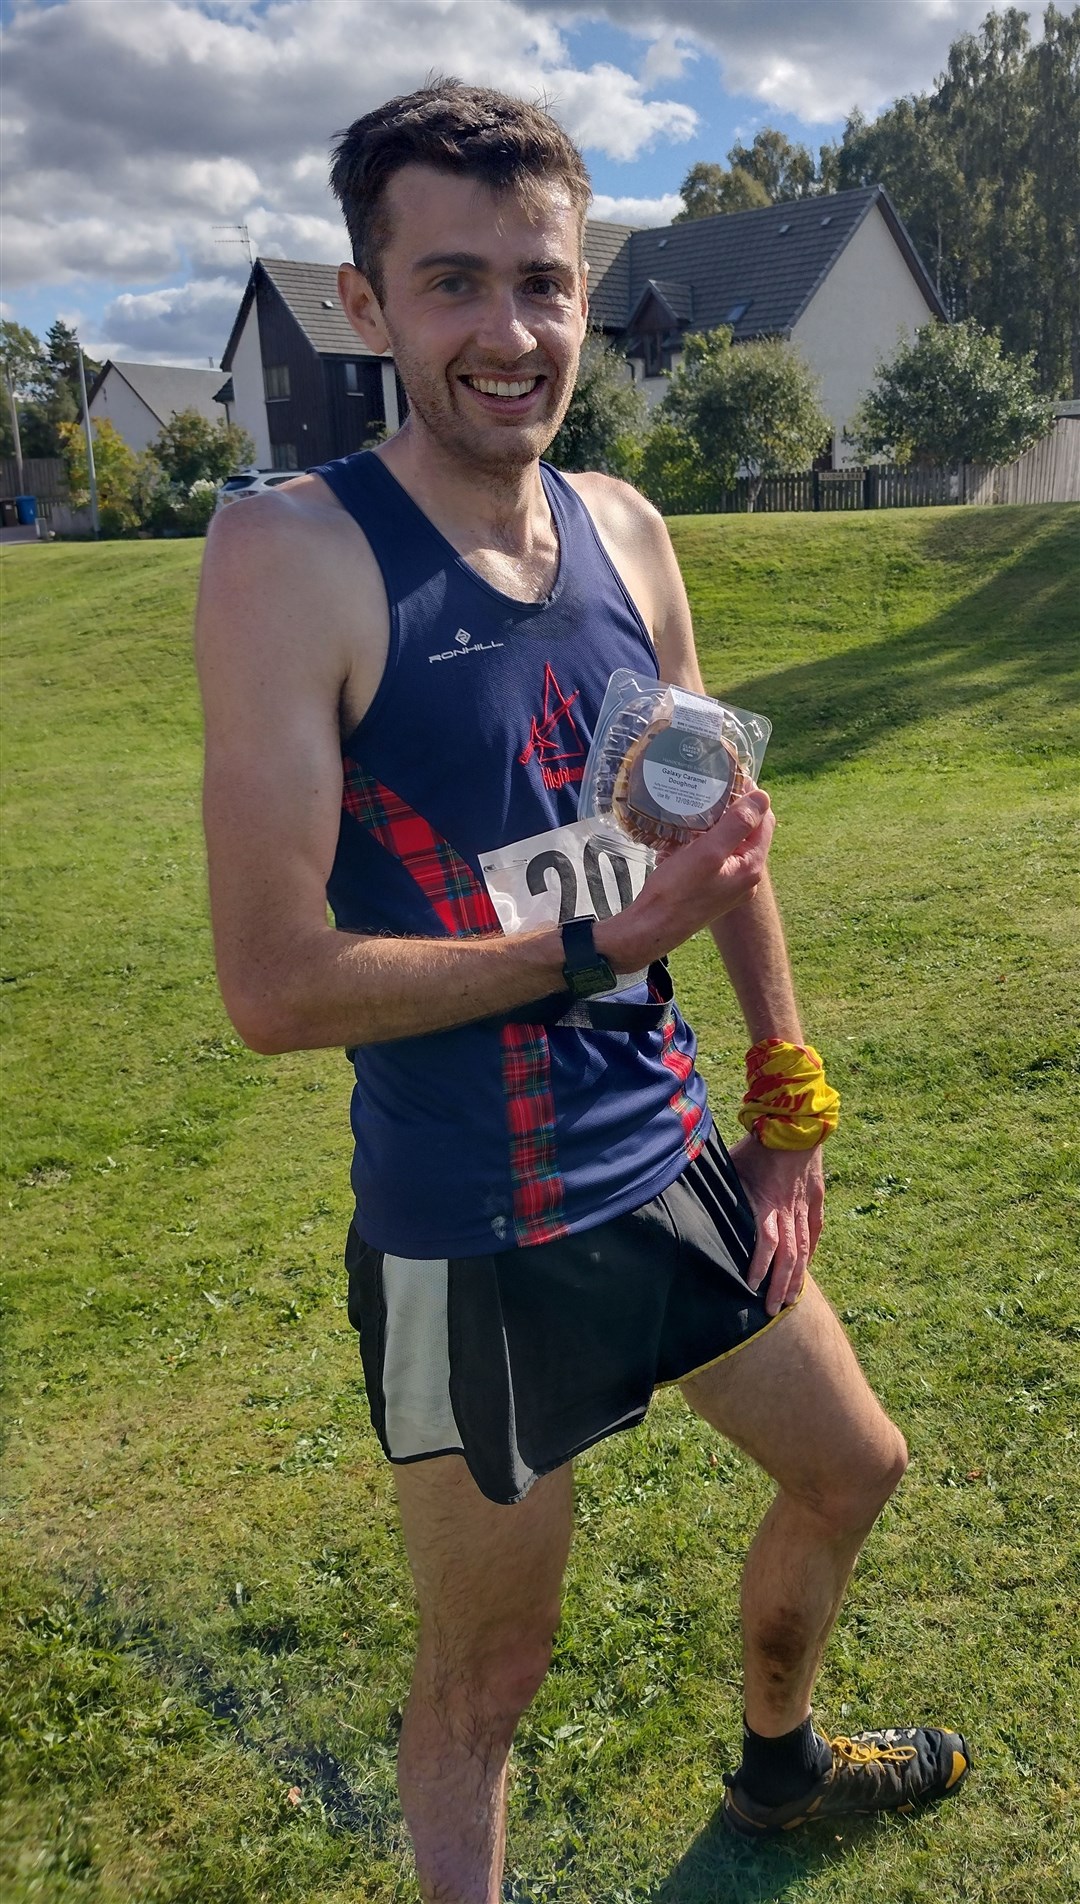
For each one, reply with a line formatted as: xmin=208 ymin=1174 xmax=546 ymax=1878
xmin=583 ymin=478 xmax=825 ymax=1316
xmin=708 ymin=880 xmax=824 ymax=1316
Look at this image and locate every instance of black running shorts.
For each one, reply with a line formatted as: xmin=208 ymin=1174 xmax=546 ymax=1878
xmin=345 ymin=1122 xmax=795 ymax=1505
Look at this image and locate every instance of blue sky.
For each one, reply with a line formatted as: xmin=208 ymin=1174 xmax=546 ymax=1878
xmin=1 ymin=0 xmax=993 ymax=365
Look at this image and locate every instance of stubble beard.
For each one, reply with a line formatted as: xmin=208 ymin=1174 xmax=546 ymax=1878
xmin=392 ymin=343 xmax=576 ymax=481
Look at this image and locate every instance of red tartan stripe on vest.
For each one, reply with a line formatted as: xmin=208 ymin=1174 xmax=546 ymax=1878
xmin=660 ymin=1010 xmax=706 ymax=1159
xmin=499 ymin=1022 xmax=568 ymax=1246
xmin=342 ymin=759 xmax=500 ymax=937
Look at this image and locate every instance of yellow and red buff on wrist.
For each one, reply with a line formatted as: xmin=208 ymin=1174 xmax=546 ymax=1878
xmin=737 ymin=1038 xmax=840 ymax=1151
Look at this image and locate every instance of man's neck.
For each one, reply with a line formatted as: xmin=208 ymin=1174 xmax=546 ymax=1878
xmin=378 ymin=419 xmax=552 ymax=558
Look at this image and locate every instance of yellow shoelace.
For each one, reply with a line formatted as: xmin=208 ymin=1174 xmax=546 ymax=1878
xmin=829 ymin=1734 xmax=918 ymax=1766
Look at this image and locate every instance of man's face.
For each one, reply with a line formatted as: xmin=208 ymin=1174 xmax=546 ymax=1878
xmin=343 ymin=164 xmax=589 ymax=476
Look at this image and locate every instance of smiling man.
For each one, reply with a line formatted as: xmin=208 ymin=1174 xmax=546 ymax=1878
xmin=195 ymin=80 xmax=969 ymax=1901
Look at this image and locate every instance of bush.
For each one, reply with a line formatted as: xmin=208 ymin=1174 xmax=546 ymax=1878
xmin=660 ymin=329 xmax=830 ymax=509
xmin=849 ymin=319 xmax=1054 ymax=468
xmin=638 ymin=420 xmax=728 ymax=515
xmin=547 ymin=338 xmax=647 ymax=476
xmin=58 ymin=418 xmax=141 ymax=537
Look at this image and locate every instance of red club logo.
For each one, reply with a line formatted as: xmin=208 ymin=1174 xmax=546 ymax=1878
xmin=519 ymin=663 xmax=586 ymax=790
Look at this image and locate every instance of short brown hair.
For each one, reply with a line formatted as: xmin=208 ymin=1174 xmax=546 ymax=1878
xmin=330 ymin=79 xmax=591 ymax=297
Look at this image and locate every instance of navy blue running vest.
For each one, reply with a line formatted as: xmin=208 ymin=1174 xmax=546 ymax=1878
xmin=316 ymin=450 xmax=711 ymax=1256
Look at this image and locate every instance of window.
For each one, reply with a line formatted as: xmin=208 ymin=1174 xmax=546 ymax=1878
xmin=644 ymin=333 xmax=663 ymax=376
xmin=271 ymin=442 xmax=298 ymax=469
xmin=724 ymin=300 xmax=750 ymax=324
xmin=264 ymin=363 xmax=290 ymax=401
xmin=344 ymin=361 xmax=361 ymax=395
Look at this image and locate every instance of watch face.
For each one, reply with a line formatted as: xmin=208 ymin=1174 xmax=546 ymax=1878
xmin=569 ymin=962 xmax=614 ymax=996
xmin=562 ymin=917 xmax=616 ymax=997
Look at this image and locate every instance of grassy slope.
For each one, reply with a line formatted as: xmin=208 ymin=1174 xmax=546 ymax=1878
xmin=1 ymin=512 xmax=1078 ymax=1903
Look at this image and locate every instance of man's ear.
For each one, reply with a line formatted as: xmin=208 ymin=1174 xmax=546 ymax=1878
xmin=580 ymin=256 xmax=590 ymax=327
xmin=338 ymin=263 xmax=391 ymax=356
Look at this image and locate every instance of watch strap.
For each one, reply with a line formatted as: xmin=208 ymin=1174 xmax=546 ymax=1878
xmin=560 ymin=916 xmax=617 ymax=999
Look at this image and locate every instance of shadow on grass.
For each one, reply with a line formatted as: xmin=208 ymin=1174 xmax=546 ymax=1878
xmin=651 ymin=1801 xmax=879 ymax=1904
xmin=713 ymin=510 xmax=1079 ymax=784
xmin=65 ymin=1582 xmax=402 ymax=1846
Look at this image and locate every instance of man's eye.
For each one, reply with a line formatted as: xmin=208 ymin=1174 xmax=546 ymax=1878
xmin=525 ymin=277 xmax=561 ymax=297
xmin=435 ymin=275 xmax=470 ymax=294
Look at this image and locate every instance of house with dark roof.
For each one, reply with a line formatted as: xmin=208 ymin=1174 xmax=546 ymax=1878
xmin=586 ymin=184 xmax=946 ymax=463
xmin=87 ymin=361 xmax=234 ymax=455
xmin=219 ymin=183 xmax=945 ymax=472
xmin=220 ymin=258 xmax=404 ymax=471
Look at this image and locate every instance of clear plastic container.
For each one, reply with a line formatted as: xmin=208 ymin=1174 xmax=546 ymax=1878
xmin=579 ymin=670 xmax=772 ymax=850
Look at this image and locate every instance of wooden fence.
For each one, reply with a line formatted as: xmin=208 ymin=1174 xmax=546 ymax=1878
xmin=962 ymin=415 xmax=1080 ymax=505
xmin=0 ymin=456 xmax=71 ymax=528
xmin=711 ymin=465 xmax=960 ymax=514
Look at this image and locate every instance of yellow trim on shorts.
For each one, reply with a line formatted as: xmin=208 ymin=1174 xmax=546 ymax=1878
xmin=657 ymin=1282 xmax=805 ymax=1389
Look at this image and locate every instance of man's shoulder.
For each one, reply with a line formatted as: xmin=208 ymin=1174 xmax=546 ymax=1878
xmin=205 ymin=472 xmax=359 ymax=563
xmin=560 ymin=469 xmax=667 ymax=547
xmin=201 ymin=470 xmax=383 ymax=616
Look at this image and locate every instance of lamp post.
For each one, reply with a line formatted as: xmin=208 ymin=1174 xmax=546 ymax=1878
xmin=76 ymin=343 xmax=100 ymax=538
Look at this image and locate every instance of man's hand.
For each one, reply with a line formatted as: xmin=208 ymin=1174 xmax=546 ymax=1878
xmin=729 ymin=1137 xmax=825 ymax=1317
xmin=596 ymin=789 xmax=774 ymax=973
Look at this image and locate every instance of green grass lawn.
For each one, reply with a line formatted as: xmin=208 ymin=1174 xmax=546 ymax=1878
xmin=2 ymin=507 xmax=1078 ymax=1903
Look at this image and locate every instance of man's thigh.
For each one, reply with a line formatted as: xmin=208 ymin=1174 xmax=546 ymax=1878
xmin=394 ymin=1454 xmax=575 ymax=1661
xmin=679 ymin=1278 xmax=904 ymax=1504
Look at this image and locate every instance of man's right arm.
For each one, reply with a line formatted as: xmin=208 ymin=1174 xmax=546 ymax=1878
xmin=195 ymin=495 xmax=775 ymax=1055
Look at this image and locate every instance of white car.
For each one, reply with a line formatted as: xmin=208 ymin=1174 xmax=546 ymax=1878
xmin=214 ymin=468 xmax=303 ymax=512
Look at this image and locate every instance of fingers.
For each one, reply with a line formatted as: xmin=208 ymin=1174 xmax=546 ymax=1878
xmin=765 ymin=1206 xmax=799 ymax=1317
xmin=747 ymin=1207 xmax=778 ymax=1295
xmin=752 ymin=1195 xmax=813 ymax=1317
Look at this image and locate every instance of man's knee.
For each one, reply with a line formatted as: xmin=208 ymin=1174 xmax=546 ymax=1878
xmin=811 ymin=1422 xmax=909 ymax=1534
xmin=422 ymin=1619 xmax=558 ymax=1739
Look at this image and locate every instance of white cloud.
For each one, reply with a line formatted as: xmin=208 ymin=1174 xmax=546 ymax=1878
xmin=543 ymin=63 xmax=696 ymax=161
xmin=589 ymin=191 xmax=684 ymax=226
xmin=99 ymin=276 xmax=247 ymax=362
xmin=641 ymin=30 xmax=697 ymax=86
xmin=520 ymin=0 xmax=1000 ymax=121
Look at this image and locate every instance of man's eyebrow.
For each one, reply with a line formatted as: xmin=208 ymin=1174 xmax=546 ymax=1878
xmin=410 ymin=250 xmax=577 ymax=276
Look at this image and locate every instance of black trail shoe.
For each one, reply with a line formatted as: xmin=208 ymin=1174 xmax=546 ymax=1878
xmin=723 ymin=1726 xmax=971 ymax=1837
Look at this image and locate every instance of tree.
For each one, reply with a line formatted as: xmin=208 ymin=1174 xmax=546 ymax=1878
xmin=727 ymin=128 xmax=818 ymax=201
xmin=832 ymin=5 xmax=1080 ymax=393
xmin=674 ymin=161 xmax=771 ymax=221
xmin=59 ymin=417 xmax=141 ymax=536
xmin=658 ymin=328 xmax=831 ymax=509
xmin=0 ymin=318 xmax=92 ymax=462
xmin=0 ymin=321 xmax=47 ymax=473
xmin=849 ymin=319 xmax=1053 ymax=467
xmin=148 ymin=408 xmax=254 ymax=488
xmin=45 ymin=319 xmax=99 ymax=390
xmin=547 ymin=338 xmax=647 ymax=477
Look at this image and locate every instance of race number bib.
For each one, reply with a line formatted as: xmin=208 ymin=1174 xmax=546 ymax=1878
xmin=479 ymin=818 xmax=652 ymax=993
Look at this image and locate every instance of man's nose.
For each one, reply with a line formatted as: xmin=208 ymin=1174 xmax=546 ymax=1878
xmin=473 ymin=290 xmax=537 ymax=361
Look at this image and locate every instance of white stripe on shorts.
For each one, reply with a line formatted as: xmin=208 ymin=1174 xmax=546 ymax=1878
xmin=381 ymin=1254 xmax=463 ymax=1460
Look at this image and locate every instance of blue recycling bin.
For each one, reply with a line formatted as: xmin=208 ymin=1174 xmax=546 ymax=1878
xmin=15 ymin=496 xmax=37 ymax=527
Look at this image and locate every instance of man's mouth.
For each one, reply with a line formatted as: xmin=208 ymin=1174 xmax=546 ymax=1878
xmin=461 ymin=374 xmax=544 ymax=402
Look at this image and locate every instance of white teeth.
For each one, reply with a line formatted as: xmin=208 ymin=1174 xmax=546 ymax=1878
xmin=467 ymin=377 xmax=539 ymax=397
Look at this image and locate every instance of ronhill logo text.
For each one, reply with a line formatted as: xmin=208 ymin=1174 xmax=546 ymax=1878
xmin=428 ymin=627 xmax=505 ymax=664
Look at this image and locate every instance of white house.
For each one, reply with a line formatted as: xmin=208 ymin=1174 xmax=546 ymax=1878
xmin=585 ymin=184 xmax=947 ymax=465
xmin=87 ymin=361 xmax=234 ymax=455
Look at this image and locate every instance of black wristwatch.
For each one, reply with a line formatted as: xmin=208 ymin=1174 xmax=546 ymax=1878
xmin=560 ymin=917 xmax=617 ymax=999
